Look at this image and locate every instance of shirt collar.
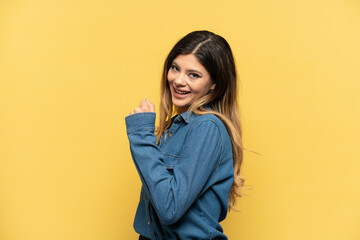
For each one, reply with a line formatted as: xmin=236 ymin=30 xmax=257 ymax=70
xmin=178 ymin=105 xmax=212 ymax=124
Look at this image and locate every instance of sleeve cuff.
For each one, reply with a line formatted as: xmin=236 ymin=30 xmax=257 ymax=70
xmin=125 ymin=112 xmax=156 ymax=134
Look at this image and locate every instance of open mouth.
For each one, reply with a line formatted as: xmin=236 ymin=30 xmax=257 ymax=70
xmin=174 ymin=87 xmax=190 ymax=95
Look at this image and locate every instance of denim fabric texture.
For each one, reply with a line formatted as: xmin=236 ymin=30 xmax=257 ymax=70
xmin=125 ymin=108 xmax=234 ymax=240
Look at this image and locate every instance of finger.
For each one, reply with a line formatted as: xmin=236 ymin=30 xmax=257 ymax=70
xmin=147 ymin=100 xmax=155 ymax=112
xmin=129 ymin=110 xmax=135 ymax=115
xmin=134 ymin=106 xmax=143 ymax=113
xmin=144 ymin=97 xmax=155 ymax=112
xmin=140 ymin=99 xmax=148 ymax=110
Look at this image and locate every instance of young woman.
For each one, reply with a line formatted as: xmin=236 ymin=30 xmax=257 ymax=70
xmin=125 ymin=30 xmax=244 ymax=240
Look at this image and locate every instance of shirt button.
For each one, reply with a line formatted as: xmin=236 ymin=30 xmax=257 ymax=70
xmin=147 ymin=221 xmax=151 ymax=225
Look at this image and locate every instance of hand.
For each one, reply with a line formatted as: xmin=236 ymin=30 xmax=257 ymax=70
xmin=129 ymin=98 xmax=155 ymax=116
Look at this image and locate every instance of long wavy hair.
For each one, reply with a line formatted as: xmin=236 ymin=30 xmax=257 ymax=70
xmin=156 ymin=30 xmax=245 ymax=211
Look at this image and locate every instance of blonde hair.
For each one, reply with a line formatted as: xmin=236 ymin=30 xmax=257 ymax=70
xmin=155 ymin=30 xmax=245 ymax=211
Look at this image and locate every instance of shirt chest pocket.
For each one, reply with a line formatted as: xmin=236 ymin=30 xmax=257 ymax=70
xmin=163 ymin=153 xmax=180 ymax=171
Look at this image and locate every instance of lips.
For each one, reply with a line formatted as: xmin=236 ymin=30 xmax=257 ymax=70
xmin=172 ymin=86 xmax=190 ymax=99
xmin=174 ymin=88 xmax=190 ymax=95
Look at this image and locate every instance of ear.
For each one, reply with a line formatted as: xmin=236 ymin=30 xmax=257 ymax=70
xmin=210 ymin=83 xmax=216 ymax=90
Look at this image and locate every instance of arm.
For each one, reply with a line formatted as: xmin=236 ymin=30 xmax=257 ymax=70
xmin=125 ymin=112 xmax=223 ymax=225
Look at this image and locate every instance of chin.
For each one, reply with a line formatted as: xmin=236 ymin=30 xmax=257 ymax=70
xmin=172 ymin=101 xmax=185 ymax=108
xmin=171 ymin=99 xmax=188 ymax=109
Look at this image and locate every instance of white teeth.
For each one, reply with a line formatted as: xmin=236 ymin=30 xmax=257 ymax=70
xmin=174 ymin=89 xmax=188 ymax=94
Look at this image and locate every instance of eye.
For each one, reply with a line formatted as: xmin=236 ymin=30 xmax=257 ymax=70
xmin=189 ymin=73 xmax=200 ymax=79
xmin=170 ymin=64 xmax=179 ymax=72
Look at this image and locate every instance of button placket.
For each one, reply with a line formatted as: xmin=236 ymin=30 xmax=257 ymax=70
xmin=148 ymin=204 xmax=158 ymax=239
xmin=169 ymin=117 xmax=182 ymax=136
xmin=144 ymin=196 xmax=152 ymax=233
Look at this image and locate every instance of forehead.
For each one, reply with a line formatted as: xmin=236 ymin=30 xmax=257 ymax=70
xmin=172 ymin=54 xmax=208 ymax=73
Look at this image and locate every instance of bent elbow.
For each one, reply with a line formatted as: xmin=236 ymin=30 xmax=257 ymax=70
xmin=157 ymin=207 xmax=184 ymax=225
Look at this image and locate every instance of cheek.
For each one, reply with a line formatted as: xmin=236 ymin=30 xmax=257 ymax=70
xmin=193 ymin=81 xmax=212 ymax=96
xmin=167 ymin=71 xmax=173 ymax=84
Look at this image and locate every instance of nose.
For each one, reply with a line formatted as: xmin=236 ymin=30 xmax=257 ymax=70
xmin=174 ymin=73 xmax=186 ymax=86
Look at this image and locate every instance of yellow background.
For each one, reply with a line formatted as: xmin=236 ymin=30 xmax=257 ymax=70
xmin=1 ymin=0 xmax=359 ymax=239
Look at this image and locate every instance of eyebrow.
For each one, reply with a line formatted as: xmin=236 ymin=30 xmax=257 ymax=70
xmin=172 ymin=61 xmax=203 ymax=75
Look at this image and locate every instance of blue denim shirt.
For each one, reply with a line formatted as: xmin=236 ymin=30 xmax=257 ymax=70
xmin=125 ymin=109 xmax=234 ymax=240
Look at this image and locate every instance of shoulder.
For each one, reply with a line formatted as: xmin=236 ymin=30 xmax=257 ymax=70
xmin=187 ymin=113 xmax=231 ymax=145
xmin=187 ymin=112 xmax=233 ymax=160
xmin=189 ymin=113 xmax=228 ymax=134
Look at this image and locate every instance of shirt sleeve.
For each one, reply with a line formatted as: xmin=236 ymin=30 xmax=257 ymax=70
xmin=125 ymin=112 xmax=223 ymax=225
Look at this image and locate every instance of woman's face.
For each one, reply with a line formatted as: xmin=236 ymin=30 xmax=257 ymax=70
xmin=167 ymin=54 xmax=215 ymax=114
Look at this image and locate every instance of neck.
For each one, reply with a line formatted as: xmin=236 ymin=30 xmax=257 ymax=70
xmin=176 ymin=106 xmax=188 ymax=115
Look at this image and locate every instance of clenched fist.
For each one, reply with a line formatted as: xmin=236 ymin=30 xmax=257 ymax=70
xmin=129 ymin=98 xmax=155 ymax=116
